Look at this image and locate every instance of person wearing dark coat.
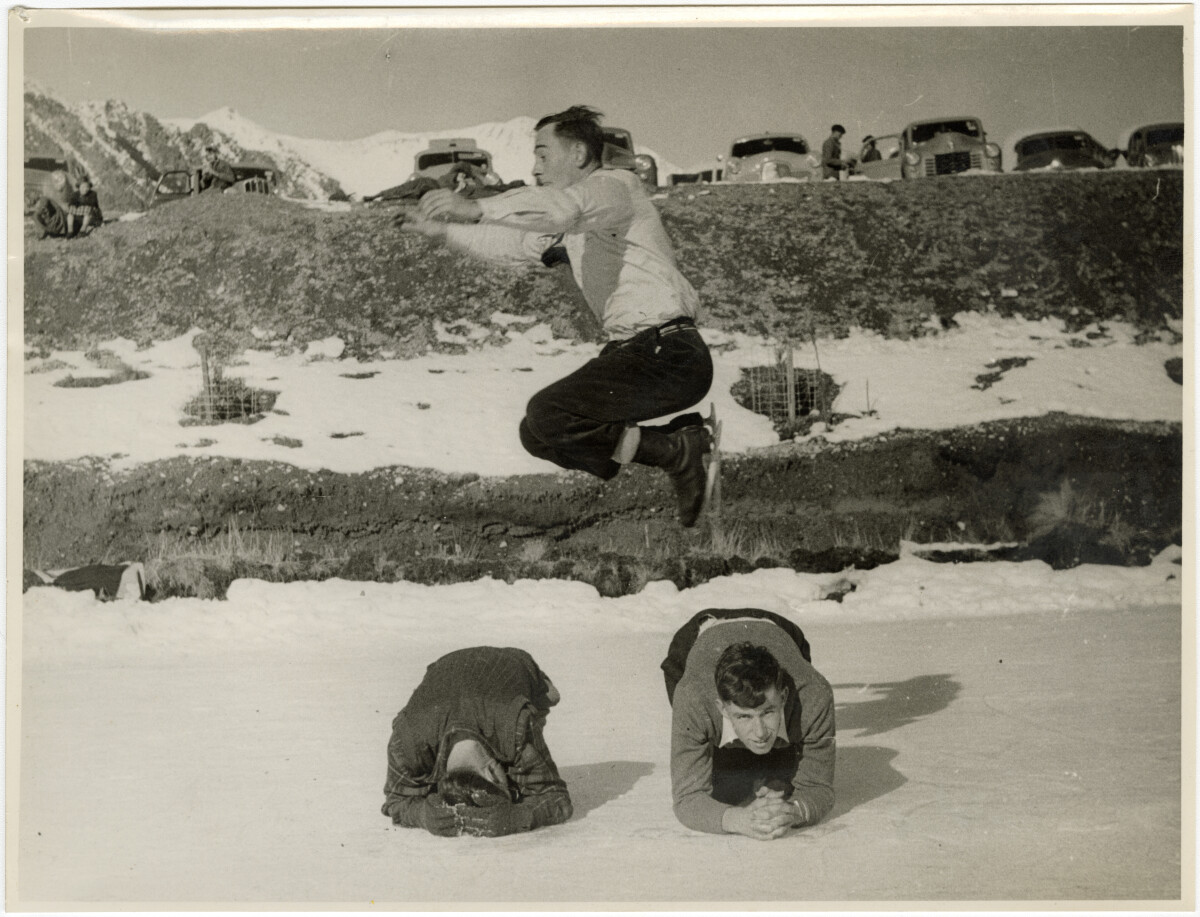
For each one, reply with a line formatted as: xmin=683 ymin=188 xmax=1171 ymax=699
xmin=382 ymin=646 xmax=573 ymax=837
xmin=821 ymin=124 xmax=852 ymax=180
xmin=200 ymin=146 xmax=236 ymax=192
xmin=66 ymin=178 xmax=102 ymax=236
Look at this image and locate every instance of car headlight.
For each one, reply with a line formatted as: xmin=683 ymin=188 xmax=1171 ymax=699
xmin=985 ymin=143 xmax=1001 ymax=158
xmin=634 ymin=154 xmax=653 ymax=170
xmin=904 ymin=150 xmax=921 ymax=166
xmin=728 ymin=160 xmax=741 ymax=173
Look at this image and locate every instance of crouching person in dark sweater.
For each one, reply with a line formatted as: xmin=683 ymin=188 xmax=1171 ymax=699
xmin=663 ymin=609 xmax=835 ymax=839
xmin=382 ymin=646 xmax=572 ymax=837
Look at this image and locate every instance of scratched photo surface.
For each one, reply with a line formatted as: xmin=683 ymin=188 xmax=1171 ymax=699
xmin=10 ymin=6 xmax=1189 ymax=911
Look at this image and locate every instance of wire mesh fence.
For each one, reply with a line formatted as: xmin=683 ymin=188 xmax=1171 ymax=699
xmin=731 ymin=342 xmax=840 ymax=439
xmin=181 ymin=331 xmax=277 ymax=425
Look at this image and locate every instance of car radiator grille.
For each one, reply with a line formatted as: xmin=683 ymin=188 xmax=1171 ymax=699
xmin=925 ymin=151 xmax=978 ymax=176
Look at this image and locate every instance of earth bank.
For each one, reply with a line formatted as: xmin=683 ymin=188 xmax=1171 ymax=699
xmin=23 ymin=414 xmax=1182 ymax=600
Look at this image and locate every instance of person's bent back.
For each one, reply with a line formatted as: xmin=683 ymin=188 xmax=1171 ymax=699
xmin=382 ymin=645 xmax=572 ymax=837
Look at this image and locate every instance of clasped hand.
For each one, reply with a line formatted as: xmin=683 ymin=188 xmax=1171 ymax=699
xmin=725 ymin=786 xmax=799 ymax=841
xmin=420 ymin=795 xmax=528 ymax=838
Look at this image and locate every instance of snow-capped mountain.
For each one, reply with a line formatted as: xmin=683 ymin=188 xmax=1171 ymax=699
xmin=24 ymin=86 xmax=345 ymax=211
xmin=24 ymin=82 xmax=683 ymax=211
xmin=166 ymin=107 xmax=683 ymax=197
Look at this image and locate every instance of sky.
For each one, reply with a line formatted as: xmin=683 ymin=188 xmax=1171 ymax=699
xmin=19 ymin=7 xmax=1188 ymax=170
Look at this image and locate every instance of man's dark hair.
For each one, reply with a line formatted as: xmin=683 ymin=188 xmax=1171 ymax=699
xmin=535 ymin=105 xmax=606 ymax=168
xmin=438 ymin=770 xmax=514 ymax=808
xmin=831 ymin=124 xmax=846 ymax=134
xmin=714 ymin=642 xmax=784 ymax=708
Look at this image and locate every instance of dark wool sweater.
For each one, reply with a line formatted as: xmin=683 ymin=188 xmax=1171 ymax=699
xmin=382 ymin=646 xmax=571 ymax=830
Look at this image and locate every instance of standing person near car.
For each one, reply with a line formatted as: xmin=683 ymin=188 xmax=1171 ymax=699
xmin=399 ymin=105 xmax=715 ymax=527
xmin=382 ymin=645 xmax=572 ymax=837
xmin=821 ymin=124 xmax=852 ymax=180
xmin=662 ymin=608 xmax=835 ymax=839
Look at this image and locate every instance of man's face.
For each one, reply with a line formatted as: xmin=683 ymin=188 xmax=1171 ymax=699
xmin=721 ymin=685 xmax=788 ymax=755
xmin=532 ymin=125 xmax=583 ymax=189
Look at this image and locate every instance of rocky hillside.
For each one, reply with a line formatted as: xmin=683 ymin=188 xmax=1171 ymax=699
xmin=23 ymin=86 xmax=346 ymax=212
xmin=23 ymin=169 xmax=1184 ymax=358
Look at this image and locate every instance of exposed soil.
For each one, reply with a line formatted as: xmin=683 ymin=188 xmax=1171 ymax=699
xmin=24 ymin=414 xmax=1182 ymax=600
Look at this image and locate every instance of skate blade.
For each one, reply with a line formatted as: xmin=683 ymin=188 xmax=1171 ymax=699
xmin=701 ymin=410 xmax=722 ymax=515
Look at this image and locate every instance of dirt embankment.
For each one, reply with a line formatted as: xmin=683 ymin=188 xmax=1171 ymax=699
xmin=24 ymin=170 xmax=1184 ymax=358
xmin=23 ymin=415 xmax=1182 ymax=600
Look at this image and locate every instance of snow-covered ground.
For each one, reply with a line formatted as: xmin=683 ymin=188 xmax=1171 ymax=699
xmin=23 ymin=312 xmax=1183 ymax=476
xmin=13 ymin=313 xmax=1188 ymax=908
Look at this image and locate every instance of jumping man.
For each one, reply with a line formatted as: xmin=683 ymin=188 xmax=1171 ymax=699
xmin=399 ymin=105 xmax=715 ymax=526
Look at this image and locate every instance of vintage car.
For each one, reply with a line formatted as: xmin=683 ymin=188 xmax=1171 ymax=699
xmin=408 ymin=138 xmax=496 ymax=182
xmin=1012 ymin=130 xmax=1118 ymax=171
xmin=1124 ymin=122 xmax=1184 ymax=168
xmin=601 ymin=127 xmax=658 ymax=189
xmin=717 ymin=133 xmax=819 ymax=182
xmin=856 ymin=117 xmax=1002 ymax=180
xmin=151 ymin=164 xmax=277 ymax=207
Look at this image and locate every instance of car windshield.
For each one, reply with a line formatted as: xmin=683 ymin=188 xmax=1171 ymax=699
xmin=602 ymin=131 xmax=633 ymax=151
xmin=156 ymin=172 xmax=191 ymax=195
xmin=1019 ymin=134 xmax=1092 ymax=156
xmin=1146 ymin=126 xmax=1184 ymax=146
xmin=25 ymin=157 xmax=67 ymax=172
xmin=232 ymin=167 xmax=271 ymax=181
xmin=731 ymin=136 xmax=808 ymax=158
xmin=910 ymin=120 xmax=982 ymax=143
xmin=417 ymin=150 xmax=490 ymax=170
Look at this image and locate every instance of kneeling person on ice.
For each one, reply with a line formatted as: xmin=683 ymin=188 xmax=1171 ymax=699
xmin=662 ymin=609 xmax=835 ymax=839
xmin=382 ymin=646 xmax=572 ymax=837
xmin=399 ymin=105 xmax=715 ymax=527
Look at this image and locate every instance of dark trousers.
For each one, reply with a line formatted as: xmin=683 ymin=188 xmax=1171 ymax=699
xmin=519 ymin=322 xmax=712 ymax=480
xmin=660 ymin=608 xmax=812 ymax=705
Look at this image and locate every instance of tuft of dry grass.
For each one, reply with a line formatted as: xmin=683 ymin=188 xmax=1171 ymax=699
xmin=144 ymin=518 xmax=297 ymax=598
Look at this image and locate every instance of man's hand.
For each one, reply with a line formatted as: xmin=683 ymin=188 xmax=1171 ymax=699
xmin=721 ymin=786 xmax=800 ymax=840
xmin=457 ymin=804 xmax=534 ymax=838
xmin=417 ymin=189 xmax=483 ymax=224
xmin=417 ymin=795 xmax=460 ymax=837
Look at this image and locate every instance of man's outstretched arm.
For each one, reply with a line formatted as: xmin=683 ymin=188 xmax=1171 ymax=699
xmin=398 ymin=209 xmax=552 ymax=269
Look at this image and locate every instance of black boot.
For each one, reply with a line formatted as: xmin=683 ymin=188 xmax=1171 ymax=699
xmin=635 ymin=424 xmax=711 ymax=527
